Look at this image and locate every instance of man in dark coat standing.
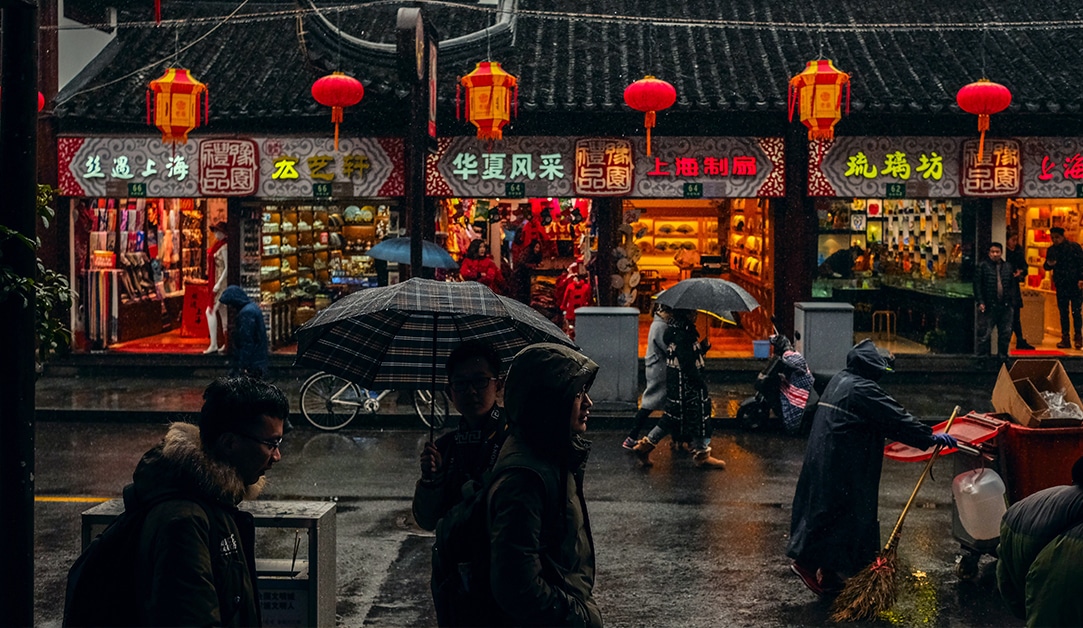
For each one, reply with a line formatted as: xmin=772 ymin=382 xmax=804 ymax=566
xmin=786 ymin=339 xmax=956 ymax=596
xmin=1004 ymin=231 xmax=1035 ymax=350
xmin=1043 ymin=226 xmax=1083 ymax=348
xmin=974 ymin=242 xmax=1016 ymax=361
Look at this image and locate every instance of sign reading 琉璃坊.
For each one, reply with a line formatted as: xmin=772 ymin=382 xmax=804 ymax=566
xmin=808 ymin=136 xmax=963 ymax=197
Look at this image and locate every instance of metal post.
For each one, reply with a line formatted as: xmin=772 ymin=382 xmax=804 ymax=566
xmin=0 ymin=1 xmax=41 ymax=625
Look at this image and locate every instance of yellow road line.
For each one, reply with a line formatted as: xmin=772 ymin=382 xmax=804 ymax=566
xmin=35 ymin=496 xmax=112 ymax=503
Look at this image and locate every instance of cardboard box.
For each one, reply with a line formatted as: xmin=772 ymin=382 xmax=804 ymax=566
xmin=991 ymin=360 xmax=1083 ymax=428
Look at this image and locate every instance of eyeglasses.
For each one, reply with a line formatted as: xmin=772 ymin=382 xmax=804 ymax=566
xmin=235 ymin=432 xmax=283 ymax=451
xmin=448 ymin=376 xmax=498 ymax=394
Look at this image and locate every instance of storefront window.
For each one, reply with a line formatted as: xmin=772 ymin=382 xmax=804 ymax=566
xmin=813 ymin=197 xmax=975 ymax=353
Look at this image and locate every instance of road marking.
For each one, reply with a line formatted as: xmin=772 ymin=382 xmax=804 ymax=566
xmin=35 ymin=496 xmax=112 ymax=503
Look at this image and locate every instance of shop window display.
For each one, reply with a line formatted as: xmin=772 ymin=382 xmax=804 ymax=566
xmin=813 ymin=197 xmax=975 ymax=353
xmin=73 ymin=196 xmax=214 ymax=350
xmin=245 ymin=200 xmax=398 ymax=347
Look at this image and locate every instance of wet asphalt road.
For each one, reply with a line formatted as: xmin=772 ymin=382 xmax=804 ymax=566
xmin=33 ymin=421 xmax=1021 ymax=627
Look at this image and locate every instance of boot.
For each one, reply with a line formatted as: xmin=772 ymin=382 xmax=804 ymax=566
xmin=631 ymin=437 xmax=655 ymax=467
xmin=1057 ymin=336 xmax=1072 ymax=349
xmin=692 ymin=447 xmax=726 ymax=469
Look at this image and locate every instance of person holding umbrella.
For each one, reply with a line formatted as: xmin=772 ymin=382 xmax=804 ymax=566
xmin=786 ymin=339 xmax=956 ymax=597
xmin=622 ymin=303 xmax=673 ymax=450
xmin=412 ymin=341 xmax=508 ymax=532
xmin=631 ymin=308 xmax=727 ymax=469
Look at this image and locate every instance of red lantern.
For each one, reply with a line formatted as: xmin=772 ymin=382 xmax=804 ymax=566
xmin=146 ymin=68 xmax=208 ymax=145
xmin=956 ymin=79 xmax=1011 ymax=163
xmin=788 ymin=60 xmax=851 ymax=141
xmin=623 ymin=76 xmax=676 ymax=156
xmin=0 ymin=88 xmax=46 ymax=112
xmin=457 ymin=62 xmax=518 ymax=141
xmin=312 ymin=72 xmax=365 ymax=151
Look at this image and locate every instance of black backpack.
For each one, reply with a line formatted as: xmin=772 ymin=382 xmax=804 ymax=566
xmin=430 ymin=458 xmax=559 ymax=627
xmin=63 ymin=486 xmax=207 ymax=627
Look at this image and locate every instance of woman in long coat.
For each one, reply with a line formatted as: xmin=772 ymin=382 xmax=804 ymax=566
xmin=631 ymin=309 xmax=726 ymax=468
xmin=786 ymin=339 xmax=952 ymax=595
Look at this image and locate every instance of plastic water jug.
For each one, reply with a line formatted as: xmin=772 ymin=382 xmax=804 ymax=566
xmin=952 ymin=468 xmax=1007 ymax=541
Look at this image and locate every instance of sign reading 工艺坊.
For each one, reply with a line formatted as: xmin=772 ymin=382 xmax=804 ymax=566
xmin=426 ymin=136 xmax=785 ymax=197
xmin=58 ymin=137 xmax=405 ymax=198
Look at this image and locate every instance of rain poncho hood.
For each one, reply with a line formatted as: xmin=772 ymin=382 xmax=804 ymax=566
xmin=846 ymin=338 xmax=893 ymax=381
xmin=504 ymin=343 xmax=598 ymax=457
xmin=218 ymin=285 xmax=252 ymax=308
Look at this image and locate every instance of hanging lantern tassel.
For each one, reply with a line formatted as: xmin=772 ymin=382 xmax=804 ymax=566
xmin=956 ymin=79 xmax=1011 ymax=164
xmin=331 ymin=106 xmax=344 ymax=151
xmin=624 ymin=75 xmax=677 ymax=158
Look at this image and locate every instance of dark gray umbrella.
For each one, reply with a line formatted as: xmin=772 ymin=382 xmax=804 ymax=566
xmin=294 ymin=278 xmax=575 ymax=437
xmin=365 ymin=237 xmax=459 ymax=270
xmin=654 ymin=277 xmax=760 ymax=317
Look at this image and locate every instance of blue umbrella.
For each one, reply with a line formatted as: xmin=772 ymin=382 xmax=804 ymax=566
xmin=365 ymin=237 xmax=459 ymax=270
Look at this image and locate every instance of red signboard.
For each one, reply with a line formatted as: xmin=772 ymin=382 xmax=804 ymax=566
xmin=573 ymin=138 xmax=634 ymax=195
xmin=198 ymin=139 xmax=259 ymax=196
xmin=961 ymin=139 xmax=1021 ymax=197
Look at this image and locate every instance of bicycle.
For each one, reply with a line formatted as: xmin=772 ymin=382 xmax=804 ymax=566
xmin=299 ymin=371 xmax=450 ymax=431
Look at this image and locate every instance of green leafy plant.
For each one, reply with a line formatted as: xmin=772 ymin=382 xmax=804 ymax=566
xmin=923 ymin=328 xmax=949 ymax=353
xmin=0 ymin=184 xmax=74 ymax=370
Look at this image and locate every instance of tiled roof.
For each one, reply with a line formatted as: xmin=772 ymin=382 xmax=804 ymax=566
xmin=55 ymin=0 xmax=1083 ymax=131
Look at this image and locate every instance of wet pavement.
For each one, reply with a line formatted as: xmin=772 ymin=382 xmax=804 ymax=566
xmin=33 ymin=421 xmax=1022 ymax=627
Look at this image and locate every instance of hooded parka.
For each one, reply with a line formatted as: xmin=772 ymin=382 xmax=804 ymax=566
xmin=219 ymin=286 xmax=270 ymax=378
xmin=130 ymin=422 xmax=263 ymax=627
xmin=996 ymin=483 xmax=1083 ymax=621
xmin=787 ymin=339 xmax=936 ymax=577
xmin=488 ymin=343 xmax=602 ymax=627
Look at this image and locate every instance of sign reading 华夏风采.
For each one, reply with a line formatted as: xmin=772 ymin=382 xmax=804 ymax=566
xmin=58 ymin=137 xmax=405 ymax=198
xmin=426 ymin=136 xmax=785 ymax=197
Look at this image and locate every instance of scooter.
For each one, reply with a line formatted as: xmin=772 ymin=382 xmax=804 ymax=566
xmin=736 ymin=332 xmax=821 ymax=434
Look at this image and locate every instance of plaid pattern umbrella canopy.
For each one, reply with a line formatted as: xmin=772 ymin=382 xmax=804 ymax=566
xmin=295 ymin=278 xmax=576 ymax=389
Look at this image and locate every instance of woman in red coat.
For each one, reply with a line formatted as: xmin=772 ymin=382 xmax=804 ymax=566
xmin=460 ymin=239 xmax=505 ymax=293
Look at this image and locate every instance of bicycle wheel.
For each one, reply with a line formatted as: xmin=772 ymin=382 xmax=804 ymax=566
xmin=412 ymin=389 xmax=450 ymax=430
xmin=300 ymin=373 xmax=363 ymax=430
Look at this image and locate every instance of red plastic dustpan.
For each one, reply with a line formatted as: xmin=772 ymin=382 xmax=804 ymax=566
xmin=884 ymin=412 xmax=1009 ymax=462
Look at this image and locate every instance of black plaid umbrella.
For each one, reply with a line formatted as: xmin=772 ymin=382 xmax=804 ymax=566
xmin=295 ymin=278 xmax=575 ymax=413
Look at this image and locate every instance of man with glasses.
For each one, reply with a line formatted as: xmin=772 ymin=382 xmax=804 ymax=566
xmin=413 ymin=341 xmax=507 ymax=532
xmin=128 ymin=376 xmax=289 ymax=626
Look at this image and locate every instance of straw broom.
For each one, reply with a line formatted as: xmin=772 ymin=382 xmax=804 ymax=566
xmin=831 ymin=405 xmax=960 ymax=623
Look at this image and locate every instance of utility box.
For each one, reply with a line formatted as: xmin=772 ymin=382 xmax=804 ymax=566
xmin=81 ymin=500 xmax=336 ymax=627
xmin=573 ymin=306 xmax=640 ymax=404
xmin=1019 ymin=289 xmax=1045 ymax=345
xmin=794 ymin=302 xmax=854 ymax=374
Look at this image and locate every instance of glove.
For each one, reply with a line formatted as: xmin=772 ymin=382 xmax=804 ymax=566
xmin=931 ymin=433 xmax=958 ymax=449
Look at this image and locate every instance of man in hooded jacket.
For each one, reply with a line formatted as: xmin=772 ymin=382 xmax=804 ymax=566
xmin=488 ymin=343 xmax=603 ymax=627
xmin=219 ymin=285 xmax=270 ymax=379
xmin=786 ymin=339 xmax=956 ymax=596
xmin=130 ymin=376 xmax=289 ymax=626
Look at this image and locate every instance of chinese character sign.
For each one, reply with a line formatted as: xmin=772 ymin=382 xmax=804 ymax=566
xmin=574 ymin=138 xmax=634 ymax=195
xmin=961 ymin=139 xmax=1021 ymax=196
xmin=810 ymin=136 xmax=963 ymax=197
xmin=428 ymin=136 xmax=575 ymax=197
xmin=1021 ymin=138 xmax=1083 ymax=197
xmin=632 ymin=136 xmax=784 ymax=197
xmin=198 ymin=139 xmax=259 ymax=196
xmin=256 ymin=137 xmax=403 ymax=197
xmin=58 ymin=137 xmax=200 ymax=197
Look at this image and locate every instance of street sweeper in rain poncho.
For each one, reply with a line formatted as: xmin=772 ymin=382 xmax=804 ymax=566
xmin=786 ymin=339 xmax=950 ymax=595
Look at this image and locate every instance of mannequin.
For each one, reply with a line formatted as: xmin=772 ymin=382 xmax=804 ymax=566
xmin=204 ymin=222 xmax=228 ymax=354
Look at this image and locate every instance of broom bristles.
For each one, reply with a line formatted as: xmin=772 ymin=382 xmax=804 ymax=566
xmin=831 ymin=545 xmax=899 ymax=623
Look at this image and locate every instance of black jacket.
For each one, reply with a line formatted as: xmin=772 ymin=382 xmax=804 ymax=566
xmin=787 ymin=340 xmax=936 ymax=576
xmin=219 ymin=286 xmax=269 ymax=377
xmin=974 ymin=258 xmax=1016 ymax=307
xmin=130 ymin=422 xmax=263 ymax=627
xmin=412 ymin=405 xmax=507 ymax=531
xmin=1044 ymin=239 xmax=1083 ymax=292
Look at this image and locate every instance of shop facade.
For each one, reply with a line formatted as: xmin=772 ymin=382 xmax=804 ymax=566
xmin=426 ymin=135 xmax=785 ymax=339
xmin=58 ymin=135 xmax=404 ymax=353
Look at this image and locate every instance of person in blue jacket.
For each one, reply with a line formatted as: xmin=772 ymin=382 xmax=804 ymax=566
xmin=786 ymin=339 xmax=957 ymax=596
xmin=219 ymin=286 xmax=269 ymax=379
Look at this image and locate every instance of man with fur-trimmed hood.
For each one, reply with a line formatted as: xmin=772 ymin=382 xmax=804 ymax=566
xmin=129 ymin=376 xmax=289 ymax=626
xmin=488 ymin=343 xmax=603 ymax=627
